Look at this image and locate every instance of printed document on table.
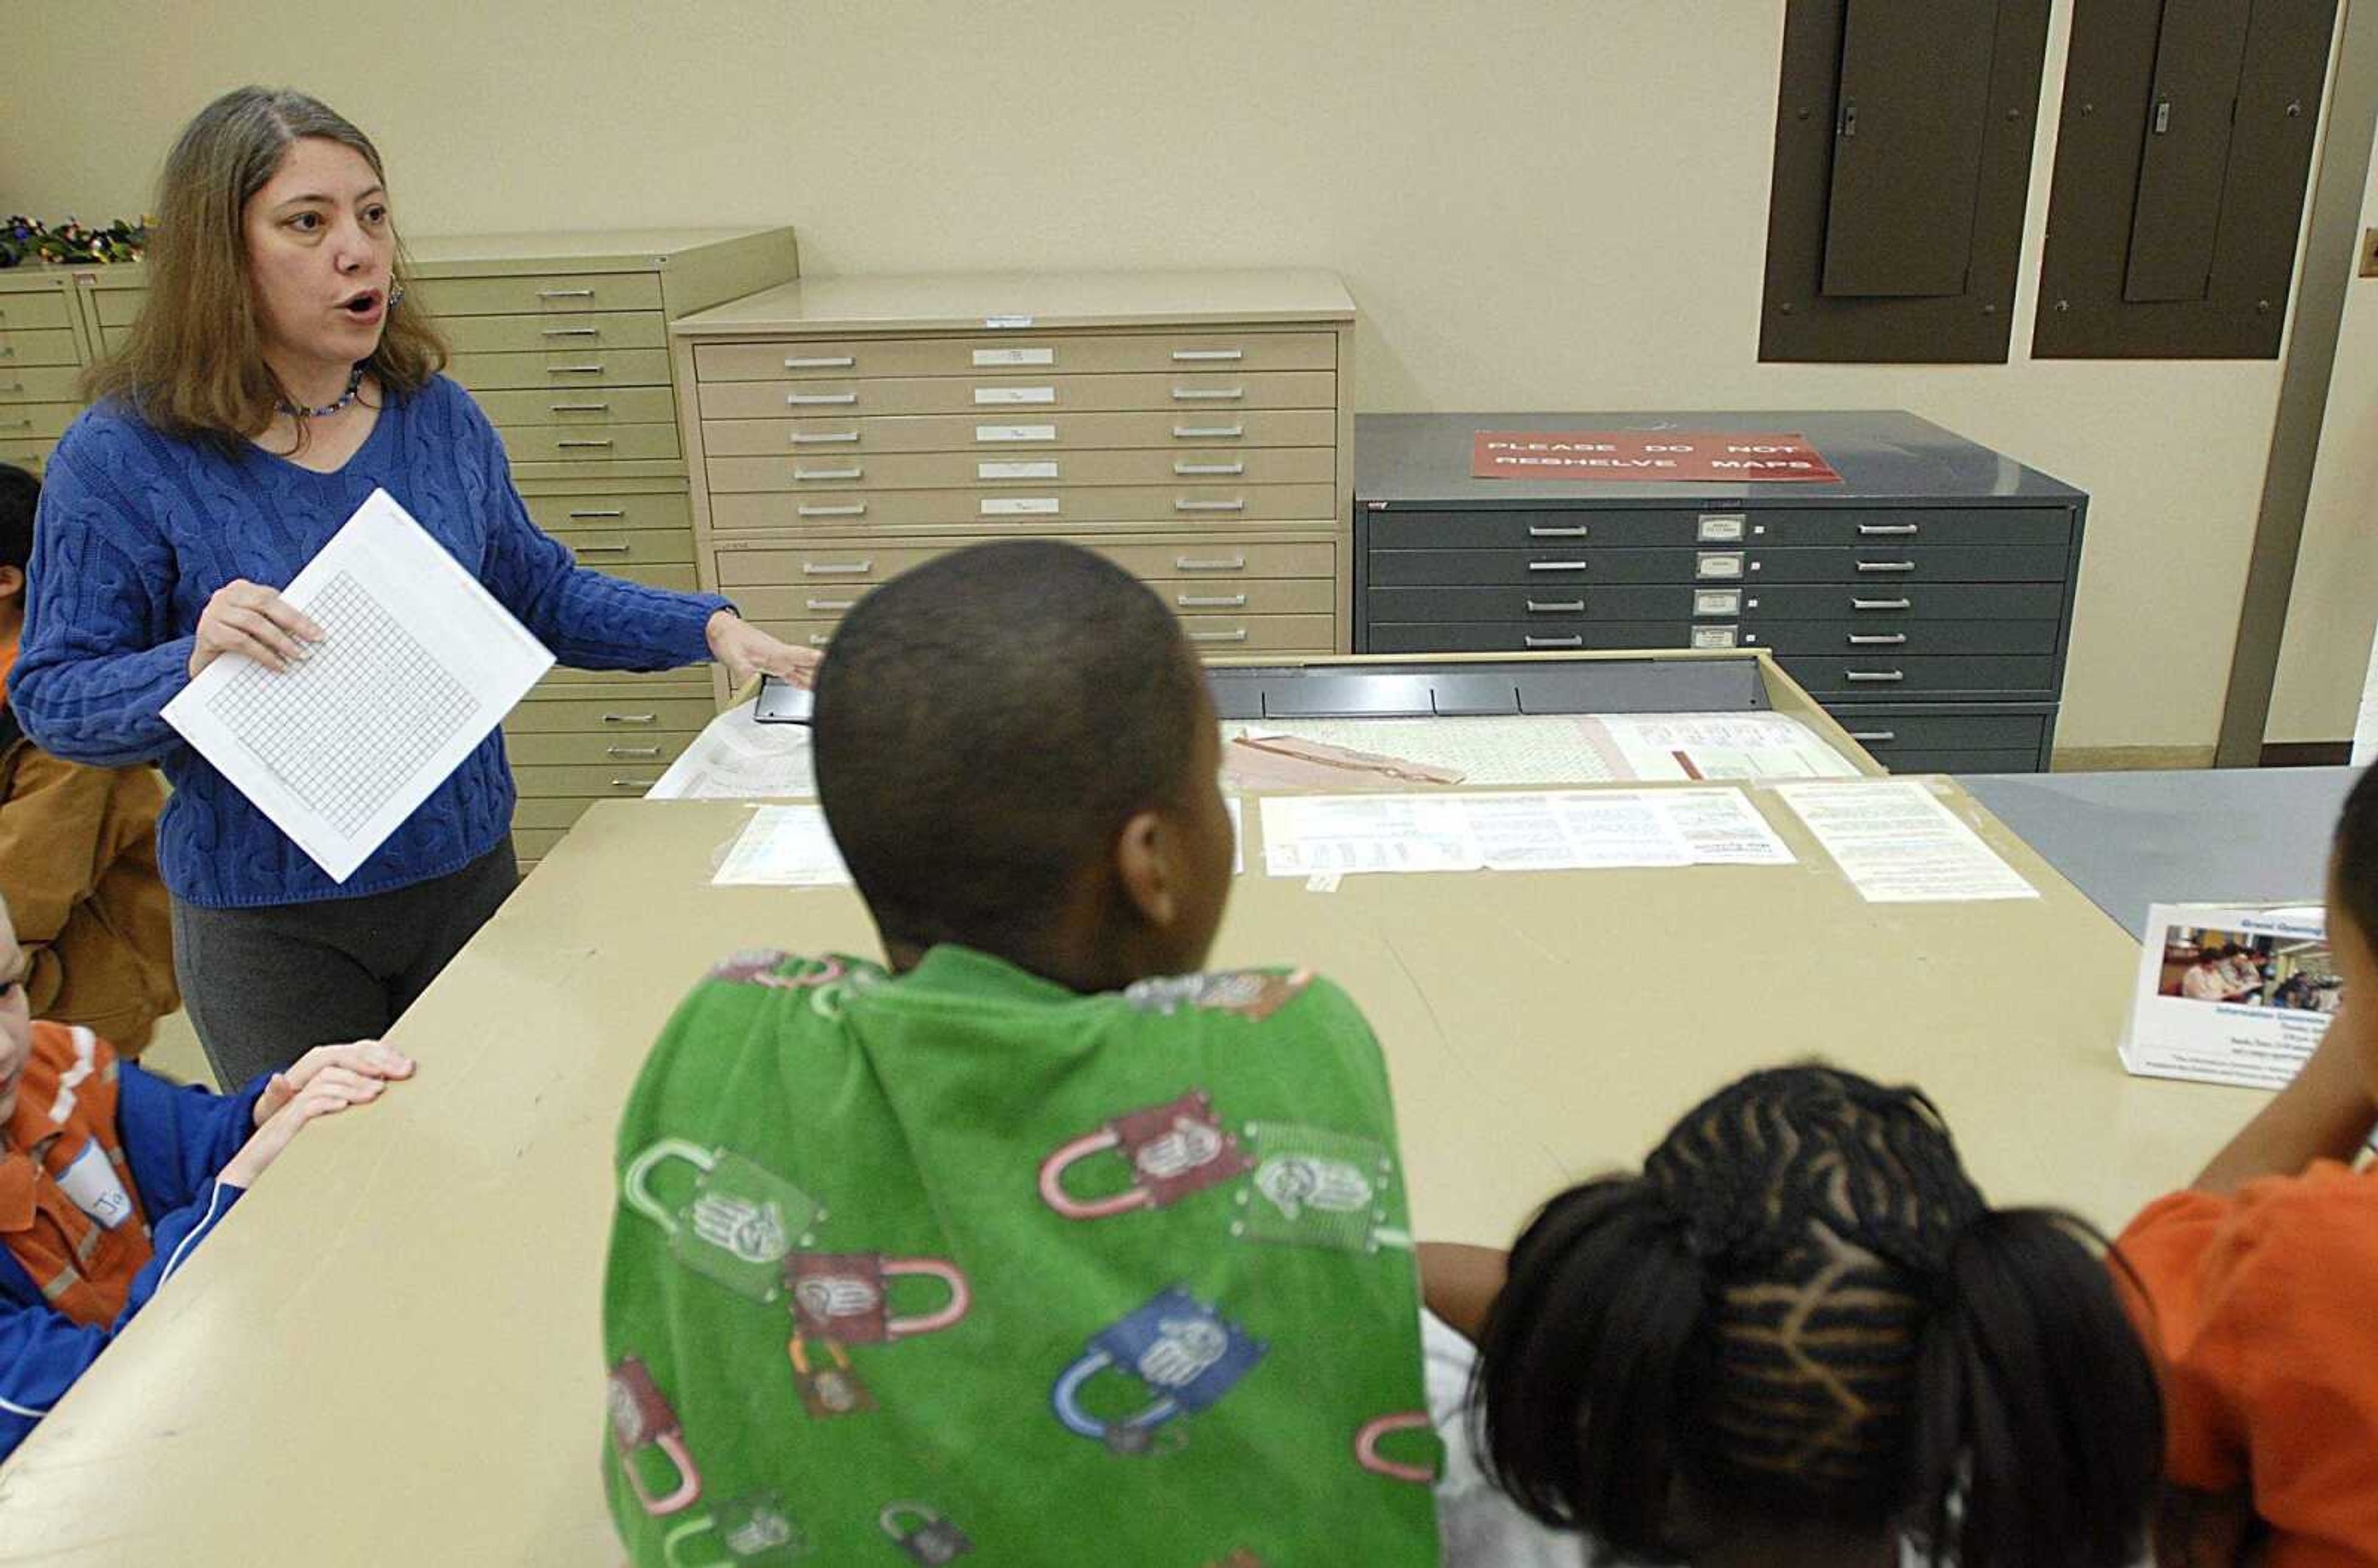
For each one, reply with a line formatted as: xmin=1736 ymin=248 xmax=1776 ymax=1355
xmin=1465 ymin=792 xmax=1694 ymax=870
xmin=1658 ymin=788 xmax=1797 ymax=866
xmin=1224 ymin=717 xmax=1622 ymax=788
xmin=1259 ymin=796 xmax=1483 ymax=877
xmin=2119 ymin=903 xmax=2337 ymax=1090
xmin=650 ymin=700 xmax=819 ymax=800
xmin=713 ymin=806 xmax=853 ymax=886
xmin=1596 ymin=713 xmax=1862 ymax=782
xmin=1775 ymin=782 xmax=2036 ymax=903
xmin=162 ymin=489 xmax=552 ymax=882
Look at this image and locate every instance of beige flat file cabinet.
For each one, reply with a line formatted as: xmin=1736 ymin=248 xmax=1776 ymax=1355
xmin=671 ymin=269 xmax=1358 ymax=683
xmin=54 ymin=229 xmax=801 ymax=872
xmin=0 ymin=268 xmax=98 ymax=477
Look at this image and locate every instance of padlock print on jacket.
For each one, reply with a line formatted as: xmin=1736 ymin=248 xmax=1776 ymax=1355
xmin=1039 ymin=1090 xmax=1254 ymax=1219
xmin=879 ymin=1502 xmax=975 ymax=1564
xmin=660 ymin=1490 xmax=809 ymax=1566
xmin=608 ymin=1356 xmax=703 ymax=1515
xmin=621 ymin=1139 xmax=825 ymax=1305
xmin=1052 ymin=1287 xmax=1267 ymax=1454
xmin=785 ymin=1331 xmax=875 ymax=1419
xmin=1234 ymin=1122 xmax=1405 ymax=1255
xmin=703 ymin=950 xmax=879 ymax=1021
xmin=786 ymin=1251 xmax=971 ymax=1344
xmin=1121 ymin=968 xmax=1313 ymax=1022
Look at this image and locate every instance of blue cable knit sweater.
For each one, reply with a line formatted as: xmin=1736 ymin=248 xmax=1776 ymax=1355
xmin=10 ymin=375 xmax=728 ymax=909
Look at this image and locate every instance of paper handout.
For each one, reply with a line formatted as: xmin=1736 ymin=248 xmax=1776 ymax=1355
xmin=1776 ymin=781 xmax=2036 ymax=903
xmin=2120 ymin=904 xmax=2340 ymax=1090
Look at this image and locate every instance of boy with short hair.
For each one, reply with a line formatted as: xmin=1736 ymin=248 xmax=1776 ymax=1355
xmin=0 ymin=463 xmax=178 ymax=1053
xmin=604 ymin=541 xmax=1439 ymax=1566
xmin=0 ymin=890 xmax=413 ymax=1460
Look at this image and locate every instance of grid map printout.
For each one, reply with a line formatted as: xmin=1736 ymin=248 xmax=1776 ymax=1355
xmin=164 ymin=489 xmax=554 ymax=882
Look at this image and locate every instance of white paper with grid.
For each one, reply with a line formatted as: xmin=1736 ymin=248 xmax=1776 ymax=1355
xmin=163 ymin=488 xmax=554 ymax=881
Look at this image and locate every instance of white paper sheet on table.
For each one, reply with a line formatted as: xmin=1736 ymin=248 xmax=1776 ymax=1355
xmin=1775 ymin=781 xmax=2036 ymax=903
xmin=1224 ymin=717 xmax=1623 ymax=787
xmin=1596 ymin=713 xmax=1862 ymax=782
xmin=1257 ymin=788 xmax=1795 ymax=877
xmin=713 ymin=805 xmax=853 ymax=886
xmin=2119 ymin=902 xmax=2336 ymax=1089
xmin=161 ymin=489 xmax=552 ymax=882
xmin=649 ymin=700 xmax=819 ymax=800
xmin=1221 ymin=712 xmax=1858 ymax=791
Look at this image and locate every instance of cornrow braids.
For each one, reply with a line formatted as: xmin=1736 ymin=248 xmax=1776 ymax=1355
xmin=1476 ymin=1065 xmax=2161 ymax=1568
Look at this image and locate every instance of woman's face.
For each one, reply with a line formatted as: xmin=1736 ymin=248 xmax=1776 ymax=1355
xmin=243 ymin=136 xmax=395 ymax=381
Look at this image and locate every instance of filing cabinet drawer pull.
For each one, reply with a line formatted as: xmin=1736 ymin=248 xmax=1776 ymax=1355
xmin=0 ymin=349 xmax=15 ymax=360
xmin=1175 ymin=461 xmax=1245 ymax=477
xmin=609 ymin=778 xmax=658 ymax=790
xmin=1178 ymin=593 xmax=1248 ymax=608
xmin=0 ymin=419 xmax=29 ymax=432
xmin=1173 ymin=424 xmax=1244 ymax=438
xmin=602 ymin=713 xmax=659 ymax=725
xmin=1527 ymin=525 xmax=1589 ymax=539
xmin=1 ymin=383 xmax=20 ymax=394
xmin=1188 ymin=629 xmax=1250 ymax=643
xmin=803 ymin=560 xmax=874 ymax=576
xmin=1172 ymin=386 xmax=1246 ymax=400
xmin=606 ymin=745 xmax=661 ymax=758
xmin=1844 ymin=670 xmax=1906 ymax=683
xmin=793 ymin=466 xmax=864 ymax=481
xmin=1847 ymin=634 xmax=1908 ymax=647
xmin=798 ymin=503 xmax=869 ymax=518
xmin=807 ymin=598 xmax=858 ymax=612
xmin=550 ymin=364 xmax=608 ymax=374
xmin=785 ymin=355 xmax=858 ymax=369
xmin=1852 ymin=597 xmax=1912 ymax=611
xmin=1172 ymin=349 xmax=1245 ymax=362
xmin=1175 ymin=555 xmax=1247 ymax=572
xmin=789 ymin=432 xmax=861 ymax=445
xmin=1527 ymin=635 xmax=1584 ymax=649
xmin=1856 ymin=561 xmax=1917 ymax=574
xmin=1849 ymin=731 xmax=1897 ymax=744
xmin=1174 ymin=499 xmax=1248 ymax=512
xmin=573 ymin=542 xmax=632 ymax=554
xmin=536 ymin=288 xmax=597 ymax=299
xmin=549 ymin=402 xmax=611 ymax=412
xmin=788 ymin=392 xmax=860 ymax=406
xmin=1858 ymin=523 xmax=1920 ymax=536
xmin=558 ymin=438 xmax=614 ymax=450
xmin=808 ymin=634 xmax=834 ymax=647
xmin=1528 ymin=560 xmax=1589 ymax=572
xmin=1526 ymin=599 xmax=1585 ymax=613
xmin=567 ymin=508 xmax=625 ymax=518
xmin=541 ymin=327 xmax=602 ymax=338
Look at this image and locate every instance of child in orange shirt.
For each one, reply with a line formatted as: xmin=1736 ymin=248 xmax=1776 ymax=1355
xmin=2120 ymin=762 xmax=2378 ymax=1567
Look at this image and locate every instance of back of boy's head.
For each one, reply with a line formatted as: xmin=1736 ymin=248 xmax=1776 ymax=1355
xmin=813 ymin=539 xmax=1206 ymax=959
xmin=2337 ymin=764 xmax=2378 ymax=947
xmin=1477 ymin=1065 xmax=2161 ymax=1568
xmin=0 ymin=463 xmax=35 ymax=577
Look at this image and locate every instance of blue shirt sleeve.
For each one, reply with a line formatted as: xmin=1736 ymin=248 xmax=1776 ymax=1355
xmin=455 ymin=387 xmax=730 ymax=671
xmin=10 ymin=432 xmax=201 ymax=767
xmin=116 ymin=1062 xmax=270 ymax=1217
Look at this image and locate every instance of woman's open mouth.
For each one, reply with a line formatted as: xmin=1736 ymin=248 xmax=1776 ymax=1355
xmin=337 ymin=289 xmax=386 ymax=325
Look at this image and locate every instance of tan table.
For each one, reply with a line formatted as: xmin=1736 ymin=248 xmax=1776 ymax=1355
xmin=0 ymin=784 xmax=2265 ymax=1559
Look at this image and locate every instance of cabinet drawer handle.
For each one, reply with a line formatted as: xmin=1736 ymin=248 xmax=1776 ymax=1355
xmin=609 ymin=777 xmax=658 ymax=789
xmin=1175 ymin=461 xmax=1245 ymax=477
xmin=1527 ymin=635 xmax=1584 ymax=649
xmin=1527 ymin=525 xmax=1589 ymax=538
xmin=1172 ymin=387 xmax=1246 ymax=400
xmin=798 ymin=503 xmax=869 ymax=518
xmin=558 ymin=440 xmax=616 ymax=451
xmin=1525 ymin=599 xmax=1585 ymax=613
xmin=1849 ymin=731 xmax=1897 ymax=744
xmin=0 ymin=349 xmax=15 ymax=360
xmin=1528 ymin=560 xmax=1589 ymax=572
xmin=1856 ymin=561 xmax=1917 ymax=574
xmin=1178 ymin=593 xmax=1248 ymax=608
xmin=1848 ymin=633 xmax=1907 ymax=646
xmin=793 ymin=466 xmax=863 ymax=481
xmin=784 ymin=355 xmax=857 ymax=369
xmin=1 ymin=383 xmax=22 ymax=394
xmin=806 ymin=598 xmax=858 ymax=612
xmin=786 ymin=392 xmax=860 ymax=406
xmin=548 ymin=402 xmax=611 ymax=412
xmin=536 ymin=288 xmax=596 ymax=300
xmin=1858 ymin=523 xmax=1920 ymax=536
xmin=606 ymin=745 xmax=661 ymax=758
xmin=1175 ymin=555 xmax=1247 ymax=572
xmin=567 ymin=508 xmax=625 ymax=519
xmin=549 ymin=364 xmax=608 ymax=375
xmin=809 ymin=634 xmax=834 ymax=647
xmin=541 ymin=326 xmax=601 ymax=338
xmin=1851 ymin=597 xmax=1912 ymax=611
xmin=1188 ymin=629 xmax=1250 ymax=643
xmin=602 ymin=713 xmax=658 ymax=725
xmin=1173 ymin=424 xmax=1244 ymax=438
xmin=803 ymin=559 xmax=874 ymax=576
xmin=788 ymin=431 xmax=860 ymax=445
xmin=1174 ymin=499 xmax=1247 ymax=512
xmin=1845 ymin=670 xmax=1906 ymax=683
xmin=572 ymin=542 xmax=632 ymax=554
xmin=0 ymin=418 xmax=30 ymax=431
xmin=1172 ymin=349 xmax=1245 ymax=362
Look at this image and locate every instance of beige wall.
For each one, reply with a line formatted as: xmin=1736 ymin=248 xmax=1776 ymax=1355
xmin=5 ymin=0 xmax=2368 ymax=751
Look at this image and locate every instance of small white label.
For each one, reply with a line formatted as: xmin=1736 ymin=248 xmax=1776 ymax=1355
xmin=975 ymin=424 xmax=1058 ymax=443
xmin=1305 ymin=872 xmax=1343 ymax=894
xmin=1697 ymin=513 xmax=1747 ymax=542
xmin=1697 ymin=552 xmax=1745 ymax=579
xmin=979 ymin=460 xmax=1060 ymax=481
xmin=56 ymin=1139 xmax=136 ymax=1230
xmin=1694 ymin=589 xmax=1742 ymax=616
xmin=983 ymin=315 xmax=1034 ymax=329
xmin=973 ymin=346 xmax=1054 ymax=367
xmin=1691 ymin=625 xmax=1740 ymax=650
xmin=975 ymin=386 xmax=1056 ymax=405
xmin=982 ymin=497 xmax=1061 ymax=516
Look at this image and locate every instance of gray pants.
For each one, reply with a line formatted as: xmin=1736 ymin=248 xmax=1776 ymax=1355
xmin=170 ymin=842 xmax=518 ymax=1087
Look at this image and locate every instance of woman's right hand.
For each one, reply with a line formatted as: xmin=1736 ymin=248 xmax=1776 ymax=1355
xmin=189 ymin=580 xmax=324 ymax=677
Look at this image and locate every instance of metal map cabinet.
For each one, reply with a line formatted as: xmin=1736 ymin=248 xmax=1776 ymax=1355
xmin=1354 ymin=411 xmax=2086 ymax=773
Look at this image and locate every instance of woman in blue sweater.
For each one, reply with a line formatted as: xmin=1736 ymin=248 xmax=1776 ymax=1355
xmin=11 ymin=88 xmax=816 ymax=1087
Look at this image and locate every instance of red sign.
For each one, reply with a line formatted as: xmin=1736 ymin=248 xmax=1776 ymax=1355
xmin=1470 ymin=431 xmax=1842 ymax=484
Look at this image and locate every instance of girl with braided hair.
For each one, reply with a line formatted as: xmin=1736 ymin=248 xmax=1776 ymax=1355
xmin=1421 ymin=1066 xmax=2164 ymax=1568
xmin=2120 ymin=762 xmax=2378 ymax=1566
